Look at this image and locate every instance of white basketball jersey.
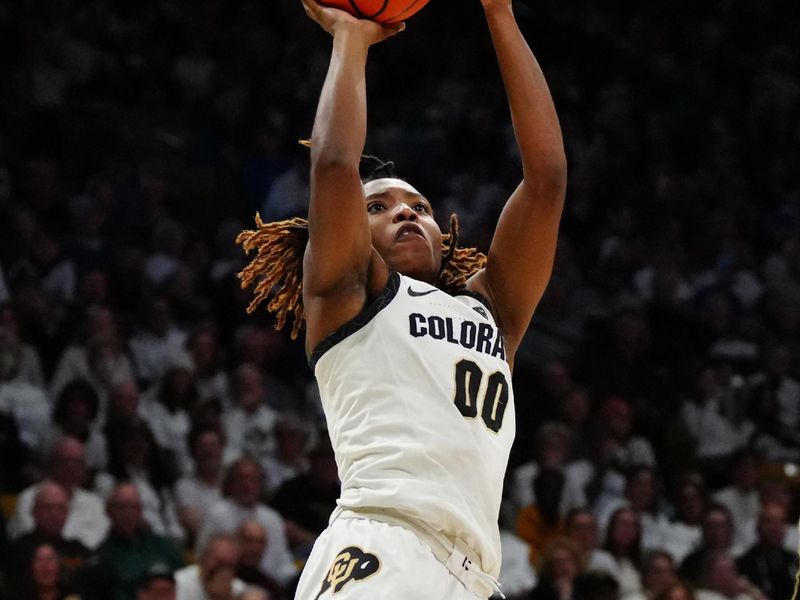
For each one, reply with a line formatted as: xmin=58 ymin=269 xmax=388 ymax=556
xmin=312 ymin=272 xmax=516 ymax=577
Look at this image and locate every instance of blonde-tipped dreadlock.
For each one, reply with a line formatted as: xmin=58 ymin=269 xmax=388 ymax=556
xmin=236 ymin=213 xmax=487 ymax=340
xmin=236 ymin=214 xmax=309 ymax=340
xmin=439 ymin=214 xmax=487 ymax=293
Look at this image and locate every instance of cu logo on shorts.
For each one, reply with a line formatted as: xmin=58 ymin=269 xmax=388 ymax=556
xmin=315 ymin=546 xmax=381 ymax=599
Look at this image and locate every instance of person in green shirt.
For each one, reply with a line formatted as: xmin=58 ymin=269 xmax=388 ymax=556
xmin=96 ymin=483 xmax=184 ymax=600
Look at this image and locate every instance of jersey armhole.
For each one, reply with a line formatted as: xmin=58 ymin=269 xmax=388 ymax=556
xmin=457 ymin=289 xmax=494 ymax=318
xmin=309 ymin=271 xmax=401 ymax=369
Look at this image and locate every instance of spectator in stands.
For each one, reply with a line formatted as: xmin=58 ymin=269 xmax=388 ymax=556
xmin=105 ymin=382 xmax=142 ymax=429
xmin=0 ymin=332 xmax=50 ymax=451
xmin=0 ymin=303 xmax=45 ymax=387
xmin=554 ymin=386 xmax=594 ymax=460
xmin=527 ymin=537 xmax=583 ymax=600
xmin=261 ymin=414 xmax=309 ymax=494
xmin=139 ymin=365 xmax=197 ymax=475
xmin=8 ymin=436 xmax=109 ymax=549
xmin=50 ymin=306 xmax=135 ymax=401
xmin=623 ymin=550 xmax=679 ymax=600
xmin=680 ymin=366 xmax=754 ymax=484
xmin=749 ymin=343 xmax=799 ymax=433
xmin=512 ymin=422 xmax=590 ymax=520
xmin=711 ymin=450 xmax=760 ymax=555
xmin=535 ymin=360 xmax=576 ymax=421
xmin=602 ymin=506 xmax=644 ymax=597
xmin=747 ymin=375 xmax=800 ymax=463
xmin=135 ymin=565 xmax=176 ymax=600
xmin=595 ymin=396 xmax=657 ymax=471
xmin=597 ymin=466 xmax=672 ymax=557
xmin=45 ymin=378 xmax=106 ymax=471
xmin=175 ymin=533 xmax=248 ymax=600
xmin=96 ymin=483 xmax=184 ymax=600
xmin=128 ymin=297 xmax=188 ymax=387
xmin=186 ymin=324 xmax=229 ymax=405
xmin=588 ymin=400 xmax=658 ymax=521
xmin=235 ymin=520 xmax=285 ymax=600
xmin=233 ymin=325 xmax=296 ymax=415
xmin=679 ymin=504 xmax=737 ymax=585
xmin=564 ymin=508 xmax=616 ymax=574
xmin=517 ymin=468 xmax=568 ymax=569
xmin=759 ymin=477 xmax=800 ymax=551
xmin=3 ymin=481 xmax=92 ymax=594
xmin=735 ymin=502 xmax=796 ymax=600
xmin=696 ymin=552 xmax=766 ymax=600
xmin=663 ymin=472 xmax=706 ymax=563
xmin=197 ymin=457 xmax=296 ymax=585
xmin=497 ymin=526 xmax=538 ymax=600
xmin=175 ymin=426 xmax=225 ymax=542
xmin=223 ymin=364 xmax=277 ymax=467
xmin=270 ymin=437 xmax=338 ymax=555
xmin=9 ymin=542 xmax=79 ymax=600
xmin=144 ymin=219 xmax=186 ymax=289
xmin=97 ymin=418 xmax=183 ymax=540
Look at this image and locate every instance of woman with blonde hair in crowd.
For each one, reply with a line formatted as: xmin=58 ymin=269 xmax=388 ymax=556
xmin=527 ymin=537 xmax=584 ymax=600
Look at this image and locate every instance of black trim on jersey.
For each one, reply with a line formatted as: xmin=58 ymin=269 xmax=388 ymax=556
xmin=309 ymin=271 xmax=402 ymax=369
xmin=458 ymin=289 xmax=494 ymax=318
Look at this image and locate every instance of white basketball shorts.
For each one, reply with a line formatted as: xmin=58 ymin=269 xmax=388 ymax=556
xmin=294 ymin=515 xmax=489 ymax=600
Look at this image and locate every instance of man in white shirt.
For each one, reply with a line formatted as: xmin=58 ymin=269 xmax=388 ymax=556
xmin=712 ymin=449 xmax=760 ymax=554
xmin=0 ymin=347 xmax=50 ymax=449
xmin=176 ymin=533 xmax=249 ymax=600
xmin=223 ymin=364 xmax=277 ymax=465
xmin=695 ymin=551 xmax=767 ymax=600
xmin=175 ymin=426 xmax=225 ymax=540
xmin=128 ymin=298 xmax=188 ymax=386
xmin=7 ymin=436 xmax=110 ymax=549
xmin=196 ymin=458 xmax=296 ymax=585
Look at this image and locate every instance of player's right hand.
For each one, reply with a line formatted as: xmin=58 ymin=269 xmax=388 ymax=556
xmin=301 ymin=0 xmax=405 ymax=45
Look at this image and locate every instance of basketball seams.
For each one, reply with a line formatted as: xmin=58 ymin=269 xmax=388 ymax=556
xmin=312 ymin=0 xmax=424 ymax=24
xmin=348 ymin=0 xmax=367 ymax=18
xmin=313 ymin=0 xmax=364 ymax=18
xmin=356 ymin=0 xmax=390 ymax=19
xmin=382 ymin=0 xmax=429 ymax=23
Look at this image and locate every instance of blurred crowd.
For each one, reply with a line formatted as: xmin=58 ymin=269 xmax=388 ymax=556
xmin=0 ymin=0 xmax=799 ymax=599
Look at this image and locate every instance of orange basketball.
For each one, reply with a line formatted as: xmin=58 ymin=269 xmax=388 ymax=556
xmin=316 ymin=0 xmax=431 ymax=24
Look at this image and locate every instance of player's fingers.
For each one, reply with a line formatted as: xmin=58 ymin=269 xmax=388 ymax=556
xmin=300 ymin=0 xmax=319 ymax=20
xmin=384 ymin=21 xmax=406 ymax=37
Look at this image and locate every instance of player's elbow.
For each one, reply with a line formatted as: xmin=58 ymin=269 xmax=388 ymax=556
xmin=523 ymin=159 xmax=567 ymax=205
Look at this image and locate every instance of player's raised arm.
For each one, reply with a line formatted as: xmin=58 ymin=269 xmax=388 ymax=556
xmin=467 ymin=0 xmax=567 ymax=360
xmin=301 ymin=1 xmax=403 ymax=298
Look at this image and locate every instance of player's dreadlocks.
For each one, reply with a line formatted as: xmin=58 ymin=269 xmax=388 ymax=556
xmin=236 ymin=149 xmax=487 ymax=339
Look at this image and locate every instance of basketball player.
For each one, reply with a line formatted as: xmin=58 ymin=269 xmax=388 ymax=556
xmin=239 ymin=0 xmax=566 ymax=597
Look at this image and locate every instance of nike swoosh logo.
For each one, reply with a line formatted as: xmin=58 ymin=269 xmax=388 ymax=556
xmin=408 ymin=287 xmax=437 ymax=297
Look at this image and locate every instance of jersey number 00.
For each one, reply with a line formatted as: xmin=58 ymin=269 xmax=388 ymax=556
xmin=453 ymin=359 xmax=509 ymax=433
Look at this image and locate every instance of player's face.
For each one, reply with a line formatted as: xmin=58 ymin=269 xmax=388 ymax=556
xmin=365 ymin=178 xmax=442 ymax=284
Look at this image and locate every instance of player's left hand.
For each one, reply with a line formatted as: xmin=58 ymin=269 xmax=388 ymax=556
xmin=301 ymin=0 xmax=405 ymax=45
